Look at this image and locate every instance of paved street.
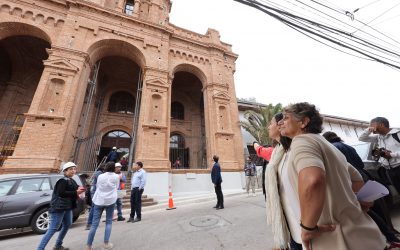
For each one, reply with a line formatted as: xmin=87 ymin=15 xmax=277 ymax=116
xmin=0 ymin=194 xmax=274 ymax=250
xmin=2 ymin=193 xmax=400 ymax=250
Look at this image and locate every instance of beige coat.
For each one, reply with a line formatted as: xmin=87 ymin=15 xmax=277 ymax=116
xmin=287 ymin=134 xmax=386 ymax=250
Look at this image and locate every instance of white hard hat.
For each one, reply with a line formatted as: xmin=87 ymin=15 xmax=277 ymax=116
xmin=115 ymin=162 xmax=122 ymax=168
xmin=61 ymin=162 xmax=77 ymax=172
xmin=112 ymin=146 xmax=117 ymax=150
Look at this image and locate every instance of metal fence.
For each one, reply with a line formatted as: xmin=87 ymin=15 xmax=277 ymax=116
xmin=73 ymin=132 xmax=103 ymax=172
xmin=0 ymin=116 xmax=24 ymax=166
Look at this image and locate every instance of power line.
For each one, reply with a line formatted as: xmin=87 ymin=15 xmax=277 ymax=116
xmin=232 ymin=0 xmax=400 ymax=70
xmin=259 ymin=0 xmax=400 ymax=58
xmin=353 ymin=0 xmax=384 ymax=13
xmin=301 ymin=0 xmax=400 ymax=49
xmin=353 ymin=1 xmax=400 ymax=33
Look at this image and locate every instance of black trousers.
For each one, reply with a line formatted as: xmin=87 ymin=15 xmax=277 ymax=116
xmin=130 ymin=187 xmax=143 ymax=219
xmin=388 ymin=167 xmax=400 ymax=193
xmin=214 ymin=183 xmax=224 ymax=207
xmin=368 ymin=209 xmax=399 ymax=242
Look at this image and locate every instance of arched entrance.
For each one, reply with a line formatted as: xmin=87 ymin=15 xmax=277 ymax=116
xmin=0 ymin=25 xmax=51 ymax=166
xmin=170 ymin=69 xmax=206 ymax=169
xmin=99 ymin=130 xmax=131 ymax=165
xmin=73 ymin=40 xmax=145 ymax=171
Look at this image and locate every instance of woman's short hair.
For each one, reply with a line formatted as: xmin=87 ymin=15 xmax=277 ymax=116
xmin=283 ymin=102 xmax=323 ymax=134
xmin=105 ymin=162 xmax=115 ymax=172
xmin=273 ymin=112 xmax=292 ymax=151
xmin=322 ymin=131 xmax=342 ymax=143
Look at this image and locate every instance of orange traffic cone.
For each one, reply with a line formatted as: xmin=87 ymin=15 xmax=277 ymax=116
xmin=166 ymin=191 xmax=176 ymax=210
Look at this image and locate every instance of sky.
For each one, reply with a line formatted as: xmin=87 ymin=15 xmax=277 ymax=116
xmin=169 ymin=0 xmax=400 ymax=127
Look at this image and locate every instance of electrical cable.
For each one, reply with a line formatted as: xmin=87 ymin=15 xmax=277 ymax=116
xmin=353 ymin=2 xmax=400 ymax=33
xmin=353 ymin=0 xmax=384 ymax=13
xmin=254 ymin=0 xmax=400 ymax=59
xmin=291 ymin=0 xmax=400 ymax=50
xmin=233 ymin=0 xmax=400 ymax=70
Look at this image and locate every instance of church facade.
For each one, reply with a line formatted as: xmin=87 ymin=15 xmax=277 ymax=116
xmin=0 ymin=0 xmax=244 ymax=191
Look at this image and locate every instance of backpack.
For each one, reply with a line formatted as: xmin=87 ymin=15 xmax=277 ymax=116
xmin=393 ymin=132 xmax=400 ymax=144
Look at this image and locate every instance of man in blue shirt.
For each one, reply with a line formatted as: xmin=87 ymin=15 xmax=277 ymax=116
xmin=127 ymin=161 xmax=146 ymax=223
xmin=211 ymin=155 xmax=224 ymax=209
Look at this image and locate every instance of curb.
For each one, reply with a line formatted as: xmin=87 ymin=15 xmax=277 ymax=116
xmin=75 ymin=189 xmax=263 ymax=225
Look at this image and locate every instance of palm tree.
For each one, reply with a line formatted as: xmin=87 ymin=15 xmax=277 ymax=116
xmin=240 ymin=103 xmax=282 ymax=145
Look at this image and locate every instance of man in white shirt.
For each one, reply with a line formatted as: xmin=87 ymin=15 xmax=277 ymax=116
xmin=127 ymin=161 xmax=146 ymax=223
xmin=359 ymin=117 xmax=400 ymax=192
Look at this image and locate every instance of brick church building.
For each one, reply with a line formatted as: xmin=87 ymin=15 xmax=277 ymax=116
xmin=0 ymin=0 xmax=245 ymax=195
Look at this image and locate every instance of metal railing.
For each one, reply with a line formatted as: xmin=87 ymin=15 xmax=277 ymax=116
xmin=0 ymin=115 xmax=24 ymax=166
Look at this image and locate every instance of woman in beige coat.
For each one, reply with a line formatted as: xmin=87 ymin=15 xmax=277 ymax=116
xmin=278 ymin=102 xmax=386 ymax=250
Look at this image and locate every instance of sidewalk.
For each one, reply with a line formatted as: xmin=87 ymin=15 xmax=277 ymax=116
xmin=76 ymin=189 xmax=263 ymax=224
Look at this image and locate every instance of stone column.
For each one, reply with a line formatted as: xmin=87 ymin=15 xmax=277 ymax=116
xmin=116 ymin=0 xmax=125 ymax=12
xmin=1 ymin=46 xmax=90 ymax=173
xmin=133 ymin=0 xmax=141 ymax=15
xmin=134 ymin=67 xmax=171 ymax=171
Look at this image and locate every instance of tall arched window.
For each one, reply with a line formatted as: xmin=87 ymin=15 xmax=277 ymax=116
xmin=170 ymin=134 xmax=185 ymax=148
xmin=108 ymin=91 xmax=135 ymax=114
xmin=171 ymin=101 xmax=184 ymax=120
xmin=169 ymin=133 xmax=188 ymax=168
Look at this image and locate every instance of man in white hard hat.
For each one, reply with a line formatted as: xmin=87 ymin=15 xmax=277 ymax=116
xmin=114 ymin=162 xmax=126 ymax=221
xmin=106 ymin=146 xmax=119 ymax=163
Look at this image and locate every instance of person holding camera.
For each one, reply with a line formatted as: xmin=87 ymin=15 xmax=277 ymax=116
xmin=359 ymin=117 xmax=400 ymax=193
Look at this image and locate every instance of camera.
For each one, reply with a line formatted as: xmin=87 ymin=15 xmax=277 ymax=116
xmin=371 ymin=147 xmax=387 ymax=160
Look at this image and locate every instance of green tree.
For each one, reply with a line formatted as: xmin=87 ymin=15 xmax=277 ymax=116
xmin=240 ymin=103 xmax=282 ymax=145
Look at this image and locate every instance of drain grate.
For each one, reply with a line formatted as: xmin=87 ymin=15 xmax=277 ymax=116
xmin=178 ymin=215 xmax=230 ymax=232
xmin=189 ymin=216 xmax=219 ymax=227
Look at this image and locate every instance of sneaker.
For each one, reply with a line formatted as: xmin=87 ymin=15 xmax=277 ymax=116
xmin=85 ymin=224 xmax=91 ymax=230
xmin=103 ymin=242 xmax=114 ymax=250
xmin=53 ymin=246 xmax=69 ymax=250
xmin=133 ymin=218 xmax=141 ymax=223
xmin=127 ymin=217 xmax=135 ymax=223
xmin=117 ymin=217 xmax=126 ymax=221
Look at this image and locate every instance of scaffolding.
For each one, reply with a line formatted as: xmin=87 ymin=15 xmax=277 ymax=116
xmin=0 ymin=115 xmax=24 ymax=166
xmin=72 ymin=63 xmax=143 ymax=172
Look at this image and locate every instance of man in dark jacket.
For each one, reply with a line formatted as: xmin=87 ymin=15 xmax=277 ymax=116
xmin=106 ymin=146 xmax=119 ymax=163
xmin=211 ymin=155 xmax=224 ymax=209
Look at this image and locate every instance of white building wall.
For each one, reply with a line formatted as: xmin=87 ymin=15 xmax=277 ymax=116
xmin=145 ymin=172 xmax=169 ymax=197
xmin=146 ymin=171 xmax=245 ymax=200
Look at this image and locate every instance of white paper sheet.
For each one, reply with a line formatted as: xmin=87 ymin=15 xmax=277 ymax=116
xmin=356 ymin=180 xmax=389 ymax=202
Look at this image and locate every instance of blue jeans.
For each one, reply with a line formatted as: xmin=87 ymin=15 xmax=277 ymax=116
xmin=87 ymin=191 xmax=95 ymax=225
xmin=115 ymin=198 xmax=123 ymax=218
xmin=37 ymin=210 xmax=73 ymax=250
xmin=86 ymin=203 xmax=115 ymax=247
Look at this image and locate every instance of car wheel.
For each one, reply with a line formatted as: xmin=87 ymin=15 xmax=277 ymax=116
xmin=31 ymin=208 xmax=50 ymax=234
